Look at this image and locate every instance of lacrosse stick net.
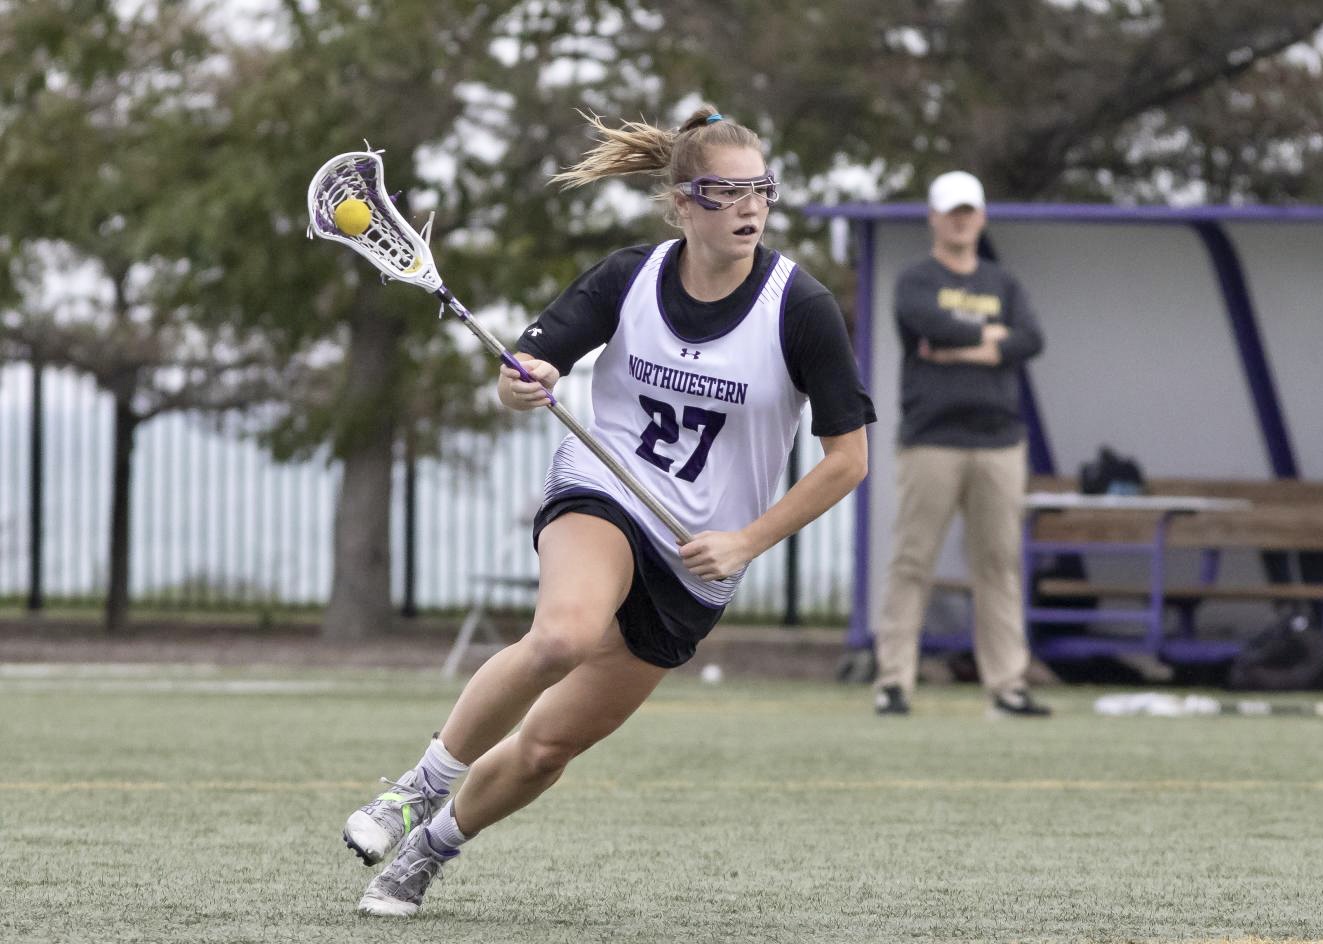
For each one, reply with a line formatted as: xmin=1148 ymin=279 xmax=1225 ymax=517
xmin=306 ymin=147 xmax=693 ymax=543
xmin=306 ymin=149 xmax=442 ymax=291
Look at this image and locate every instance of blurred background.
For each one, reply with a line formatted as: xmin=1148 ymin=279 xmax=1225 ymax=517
xmin=1 ymin=0 xmax=1321 ymax=655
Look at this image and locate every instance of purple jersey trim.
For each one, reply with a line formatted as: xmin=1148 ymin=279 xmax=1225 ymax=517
xmin=778 ymin=265 xmax=802 ymax=391
xmin=613 ymin=247 xmax=657 ymax=343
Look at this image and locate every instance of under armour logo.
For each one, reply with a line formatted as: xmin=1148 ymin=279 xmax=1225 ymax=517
xmin=680 ymin=348 xmax=701 ymax=360
xmin=528 ymin=326 xmax=543 ymax=336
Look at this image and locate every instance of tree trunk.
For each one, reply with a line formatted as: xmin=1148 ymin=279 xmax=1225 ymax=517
xmin=105 ymin=396 xmax=138 ymax=634
xmin=321 ymin=307 xmax=404 ymax=640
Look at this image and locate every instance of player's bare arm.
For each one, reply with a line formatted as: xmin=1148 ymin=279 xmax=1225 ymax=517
xmin=679 ymin=426 xmax=868 ymax=581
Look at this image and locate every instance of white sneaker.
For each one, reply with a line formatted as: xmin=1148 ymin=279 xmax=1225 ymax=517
xmin=357 ymin=827 xmax=459 ymax=918
xmin=344 ymin=769 xmax=447 ymax=865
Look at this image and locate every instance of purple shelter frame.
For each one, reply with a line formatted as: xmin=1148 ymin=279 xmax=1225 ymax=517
xmin=804 ymin=201 xmax=1322 ymax=654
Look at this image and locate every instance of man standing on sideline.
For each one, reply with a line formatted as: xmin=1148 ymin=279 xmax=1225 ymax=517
xmin=872 ymin=170 xmax=1050 ymax=719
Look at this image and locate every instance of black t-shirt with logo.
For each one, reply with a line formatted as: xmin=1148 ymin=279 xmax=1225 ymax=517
xmin=893 ymin=256 xmax=1044 ymax=448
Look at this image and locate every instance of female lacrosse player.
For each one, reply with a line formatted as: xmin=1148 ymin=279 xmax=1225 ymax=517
xmin=347 ymin=104 xmax=875 ymax=917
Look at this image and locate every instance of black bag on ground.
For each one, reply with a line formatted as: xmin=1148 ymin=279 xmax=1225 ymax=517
xmin=1226 ymin=613 xmax=1323 ymax=691
xmin=1079 ymin=446 xmax=1146 ymax=496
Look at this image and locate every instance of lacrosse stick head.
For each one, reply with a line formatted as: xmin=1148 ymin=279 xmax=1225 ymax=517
xmin=306 ymin=149 xmax=443 ymax=293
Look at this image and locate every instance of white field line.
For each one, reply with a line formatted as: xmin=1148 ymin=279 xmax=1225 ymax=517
xmin=0 ymin=663 xmax=422 ymax=679
xmin=0 ymin=778 xmax=1320 ymax=793
xmin=0 ymin=663 xmax=401 ymax=694
xmin=0 ymin=663 xmax=230 ymax=677
xmin=0 ymin=677 xmax=343 ymax=694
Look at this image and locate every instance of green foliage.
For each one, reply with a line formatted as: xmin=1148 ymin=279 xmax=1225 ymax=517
xmin=0 ymin=2 xmax=272 ymax=405
xmin=644 ymin=0 xmax=1323 ymax=202
xmin=188 ymin=0 xmax=682 ymax=461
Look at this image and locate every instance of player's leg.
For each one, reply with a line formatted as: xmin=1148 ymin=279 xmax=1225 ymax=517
xmin=438 ymin=513 xmax=636 ymax=759
xmin=359 ymin=595 xmax=666 ymax=917
xmin=963 ymin=442 xmax=1047 ymax=716
xmin=874 ymin=445 xmax=965 ymax=709
xmin=345 ymin=513 xmax=633 ymax=867
xmin=451 ymin=621 xmax=667 ymax=834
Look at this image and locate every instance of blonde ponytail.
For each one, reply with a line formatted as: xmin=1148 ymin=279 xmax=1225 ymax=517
xmin=552 ymin=104 xmax=763 ymax=192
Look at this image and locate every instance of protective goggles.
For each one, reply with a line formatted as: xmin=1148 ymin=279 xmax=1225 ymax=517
xmin=678 ymin=173 xmax=779 ymax=211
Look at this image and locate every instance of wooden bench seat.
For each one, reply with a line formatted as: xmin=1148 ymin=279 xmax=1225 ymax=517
xmin=1026 ymin=476 xmax=1323 ymax=551
xmin=1021 ymin=475 xmax=1323 ymax=662
xmin=929 ymin=577 xmax=972 ymax=595
xmin=1028 ymin=475 xmax=1323 ymax=504
xmin=1037 ymin=577 xmax=1323 ymax=604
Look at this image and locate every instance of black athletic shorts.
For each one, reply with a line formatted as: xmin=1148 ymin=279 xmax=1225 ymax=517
xmin=532 ymin=492 xmax=724 ymax=669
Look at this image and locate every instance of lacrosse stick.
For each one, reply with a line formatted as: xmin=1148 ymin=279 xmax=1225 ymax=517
xmin=306 ymin=148 xmax=693 ymax=544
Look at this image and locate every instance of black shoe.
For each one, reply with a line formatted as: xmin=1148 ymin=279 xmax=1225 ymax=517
xmin=874 ymin=684 xmax=911 ymax=716
xmin=988 ymin=689 xmax=1052 ymax=718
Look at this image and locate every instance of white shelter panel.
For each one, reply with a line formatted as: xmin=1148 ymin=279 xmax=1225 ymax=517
xmin=1224 ymin=221 xmax=1323 ymax=479
xmin=989 ymin=222 xmax=1270 ymax=479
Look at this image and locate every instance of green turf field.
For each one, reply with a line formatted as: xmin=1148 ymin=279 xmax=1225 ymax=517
xmin=1 ymin=663 xmax=1319 ymax=944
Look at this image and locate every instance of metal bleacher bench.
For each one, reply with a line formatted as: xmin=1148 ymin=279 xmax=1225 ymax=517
xmin=441 ymin=574 xmax=537 ymax=680
xmin=442 ymin=500 xmax=541 ymax=680
xmin=1022 ymin=476 xmax=1323 ymax=663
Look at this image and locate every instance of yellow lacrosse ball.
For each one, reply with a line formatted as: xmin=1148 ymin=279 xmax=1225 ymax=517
xmin=333 ymin=198 xmax=372 ymax=236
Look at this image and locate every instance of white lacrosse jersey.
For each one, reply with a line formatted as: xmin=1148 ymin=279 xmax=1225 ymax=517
xmin=544 ymin=240 xmax=808 ymax=607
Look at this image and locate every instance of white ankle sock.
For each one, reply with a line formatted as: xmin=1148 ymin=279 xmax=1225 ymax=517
xmin=415 ymin=736 xmax=469 ymax=795
xmin=424 ymin=799 xmax=470 ymax=850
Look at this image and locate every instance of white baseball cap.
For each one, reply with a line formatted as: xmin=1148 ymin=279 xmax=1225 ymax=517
xmin=928 ymin=171 xmax=985 ymax=213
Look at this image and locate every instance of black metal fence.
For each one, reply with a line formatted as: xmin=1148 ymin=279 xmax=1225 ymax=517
xmin=0 ymin=362 xmax=856 ymax=623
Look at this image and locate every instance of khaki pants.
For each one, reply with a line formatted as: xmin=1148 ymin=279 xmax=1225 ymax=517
xmin=874 ymin=442 xmax=1030 ymax=698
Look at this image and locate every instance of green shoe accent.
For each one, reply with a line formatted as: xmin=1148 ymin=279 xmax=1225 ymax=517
xmin=345 ymin=771 xmax=446 ymax=867
xmin=379 ymin=792 xmax=411 ymax=833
